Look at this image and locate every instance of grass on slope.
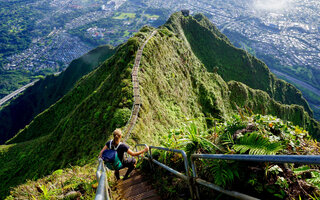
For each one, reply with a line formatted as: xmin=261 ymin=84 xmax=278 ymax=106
xmin=5 ymin=164 xmax=98 ymax=200
xmin=2 ymin=14 xmax=320 ymax=199
xmin=130 ymin=27 xmax=234 ymax=145
xmin=0 ymin=32 xmax=146 ymax=198
xmin=130 ymin=23 xmax=320 ymax=145
xmin=1 ymin=45 xmax=115 ymax=145
xmin=143 ymin=114 xmax=320 ymax=200
xmin=228 ymin=81 xmax=320 ymax=138
xmin=163 ymin=12 xmax=313 ymax=117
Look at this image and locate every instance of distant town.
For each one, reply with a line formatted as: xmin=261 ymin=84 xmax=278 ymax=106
xmin=2 ymin=0 xmax=164 ymax=72
xmin=1 ymin=0 xmax=319 ymax=118
xmin=3 ymin=0 xmax=319 ymax=73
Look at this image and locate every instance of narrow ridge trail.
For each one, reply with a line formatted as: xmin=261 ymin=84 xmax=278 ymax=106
xmin=114 ymin=30 xmax=162 ymax=200
xmin=123 ymin=30 xmax=157 ymax=141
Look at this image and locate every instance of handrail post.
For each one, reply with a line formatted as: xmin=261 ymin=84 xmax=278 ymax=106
xmin=148 ymin=146 xmax=194 ymax=199
xmin=149 ymin=146 xmax=154 ymax=170
xmin=190 ymin=154 xmax=320 ymax=200
xmin=191 ymin=156 xmax=200 ymax=200
xmin=134 ymin=144 xmax=153 ymax=170
xmin=180 ymin=150 xmax=194 ymax=199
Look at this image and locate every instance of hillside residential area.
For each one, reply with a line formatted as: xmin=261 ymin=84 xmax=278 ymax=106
xmin=1 ymin=1 xmax=320 ymax=199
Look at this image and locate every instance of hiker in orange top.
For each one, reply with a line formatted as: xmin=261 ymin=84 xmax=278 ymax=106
xmin=99 ymin=129 xmax=149 ymax=180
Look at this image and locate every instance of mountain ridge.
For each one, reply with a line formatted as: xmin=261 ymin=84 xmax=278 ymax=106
xmin=163 ymin=13 xmax=313 ymax=116
xmin=0 ymin=45 xmax=115 ymax=144
xmin=0 ymin=12 xmax=319 ymax=198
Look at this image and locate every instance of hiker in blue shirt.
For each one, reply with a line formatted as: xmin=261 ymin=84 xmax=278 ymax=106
xmin=99 ymin=129 xmax=149 ymax=180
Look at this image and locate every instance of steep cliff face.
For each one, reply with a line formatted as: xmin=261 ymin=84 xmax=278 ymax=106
xmin=0 ymin=45 xmax=115 ymax=144
xmin=228 ymin=81 xmax=320 ymax=136
xmin=163 ymin=12 xmax=312 ymax=117
xmin=1 ymin=13 xmax=319 ymax=198
xmin=0 ymin=37 xmax=138 ymax=197
xmin=132 ymin=18 xmax=320 ymax=143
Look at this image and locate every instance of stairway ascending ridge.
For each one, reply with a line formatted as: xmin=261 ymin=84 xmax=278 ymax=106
xmin=124 ymin=30 xmax=157 ymax=142
xmin=112 ymin=30 xmax=161 ymax=200
xmin=112 ymin=169 xmax=161 ymax=200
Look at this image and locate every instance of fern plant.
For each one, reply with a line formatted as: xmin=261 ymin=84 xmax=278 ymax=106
xmin=177 ymin=122 xmax=222 ymax=157
xmin=233 ymin=132 xmax=283 ymax=155
xmin=307 ymin=171 xmax=320 ymax=190
xmin=203 ymin=159 xmax=240 ymax=188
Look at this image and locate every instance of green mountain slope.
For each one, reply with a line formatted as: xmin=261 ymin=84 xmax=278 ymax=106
xmin=0 ymin=45 xmax=115 ymax=144
xmin=0 ymin=34 xmax=142 ymax=197
xmin=163 ymin=13 xmax=313 ymax=117
xmin=1 ymin=13 xmax=319 ymax=198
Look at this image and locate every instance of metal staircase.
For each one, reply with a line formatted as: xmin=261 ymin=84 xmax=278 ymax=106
xmin=94 ymin=29 xmax=320 ymax=200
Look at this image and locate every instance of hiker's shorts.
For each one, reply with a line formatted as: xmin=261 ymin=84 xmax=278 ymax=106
xmin=122 ymin=157 xmax=136 ymax=169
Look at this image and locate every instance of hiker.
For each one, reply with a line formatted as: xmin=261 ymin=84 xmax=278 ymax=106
xmin=99 ymin=128 xmax=149 ymax=180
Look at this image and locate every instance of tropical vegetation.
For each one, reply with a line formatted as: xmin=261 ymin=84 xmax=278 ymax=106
xmin=149 ymin=113 xmax=320 ymax=199
xmin=1 ymin=12 xmax=320 ymax=200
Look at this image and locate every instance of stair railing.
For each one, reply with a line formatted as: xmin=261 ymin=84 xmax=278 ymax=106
xmin=190 ymin=154 xmax=320 ymax=200
xmin=95 ymin=158 xmax=111 ymax=200
xmin=135 ymin=144 xmax=194 ymax=198
xmin=94 ymin=30 xmax=157 ymax=200
xmin=135 ymin=144 xmax=320 ymax=200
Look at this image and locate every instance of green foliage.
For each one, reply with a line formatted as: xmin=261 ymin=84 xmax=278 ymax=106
xmin=2 ymin=12 xmax=320 ymax=200
xmin=1 ymin=45 xmax=115 ymax=145
xmin=204 ymin=159 xmax=239 ymax=188
xmin=233 ymin=132 xmax=283 ymax=155
xmin=0 ymin=32 xmax=135 ymax=198
xmin=307 ymin=172 xmax=320 ymax=189
xmin=5 ymin=164 xmax=97 ymax=200
xmin=111 ymin=108 xmax=131 ymax=128
xmin=294 ymin=166 xmax=320 ymax=190
xmin=177 ymin=122 xmax=222 ymax=156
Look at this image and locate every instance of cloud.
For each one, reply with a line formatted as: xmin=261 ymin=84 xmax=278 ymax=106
xmin=253 ymin=0 xmax=293 ymax=11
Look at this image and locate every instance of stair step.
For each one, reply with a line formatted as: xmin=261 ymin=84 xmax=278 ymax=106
xmin=127 ymin=189 xmax=159 ymax=200
xmin=120 ymin=179 xmax=150 ymax=191
xmin=144 ymin=196 xmax=162 ymax=200
xmin=122 ymin=183 xmax=153 ymax=198
xmin=117 ymin=175 xmax=146 ymax=187
xmin=119 ymin=169 xmax=139 ymax=177
xmin=120 ymin=180 xmax=148 ymax=192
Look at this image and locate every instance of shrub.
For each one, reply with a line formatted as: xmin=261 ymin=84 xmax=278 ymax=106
xmin=111 ymin=108 xmax=131 ymax=128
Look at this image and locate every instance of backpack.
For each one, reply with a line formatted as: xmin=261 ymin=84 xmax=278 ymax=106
xmin=102 ymin=140 xmax=123 ymax=170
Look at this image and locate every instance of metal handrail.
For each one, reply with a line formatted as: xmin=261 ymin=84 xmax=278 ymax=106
xmin=190 ymin=154 xmax=320 ymax=200
xmin=95 ymin=158 xmax=111 ymax=200
xmin=135 ymin=144 xmax=320 ymax=200
xmin=135 ymin=144 xmax=150 ymax=162
xmin=136 ymin=144 xmax=194 ymax=198
xmin=96 ymin=142 xmax=320 ymax=200
xmin=94 ymin=30 xmax=157 ymax=199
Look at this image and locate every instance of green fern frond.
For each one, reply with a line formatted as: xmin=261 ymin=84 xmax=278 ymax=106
xmin=307 ymin=172 xmax=320 ymax=190
xmin=206 ymin=160 xmax=240 ymax=187
xmin=233 ymin=132 xmax=283 ymax=155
